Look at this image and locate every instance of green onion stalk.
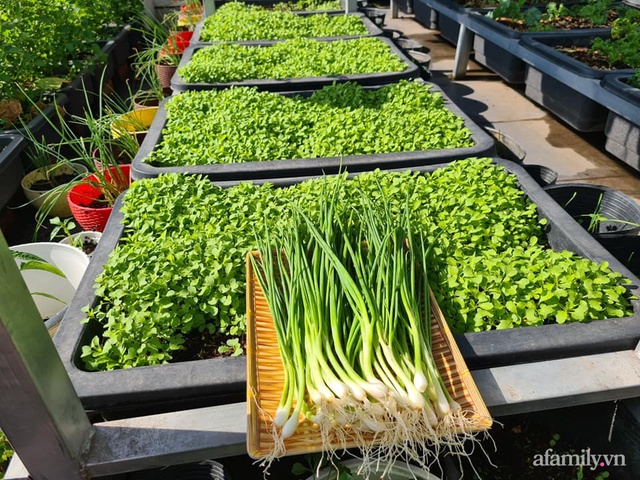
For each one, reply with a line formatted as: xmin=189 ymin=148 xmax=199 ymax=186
xmin=252 ymin=179 xmax=485 ymax=473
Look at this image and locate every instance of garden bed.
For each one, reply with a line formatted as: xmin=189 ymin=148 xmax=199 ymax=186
xmin=131 ymin=80 xmax=495 ymax=181
xmin=190 ymin=2 xmax=383 ymax=44
xmin=602 ymin=72 xmax=640 ymax=169
xmin=520 ymin=30 xmax=635 ymax=131
xmin=53 ymin=158 xmax=640 ymax=415
xmin=171 ymin=36 xmax=419 ymax=92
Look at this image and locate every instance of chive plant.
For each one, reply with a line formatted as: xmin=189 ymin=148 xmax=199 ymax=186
xmin=252 ymin=181 xmax=483 ymax=471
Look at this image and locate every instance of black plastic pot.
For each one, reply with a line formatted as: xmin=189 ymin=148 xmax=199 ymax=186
xmin=0 ymin=134 xmax=27 ymax=210
xmin=598 ymin=235 xmax=640 ymax=277
xmin=602 ymin=73 xmax=640 ymax=171
xmin=523 ymin=164 xmax=558 ymax=187
xmin=130 ymin=459 xmax=231 ymax=480
xmin=544 ymin=183 xmax=640 ymax=237
xmin=359 ymin=7 xmax=386 ymax=27
xmin=54 ymin=158 xmax=640 ymax=415
xmin=171 ymin=37 xmax=420 ymax=93
xmin=485 ymin=127 xmax=526 ymax=163
xmin=190 ymin=11 xmax=384 ymax=45
xmin=131 ymin=80 xmax=496 ymax=182
xmin=520 ymin=31 xmax=634 ymax=132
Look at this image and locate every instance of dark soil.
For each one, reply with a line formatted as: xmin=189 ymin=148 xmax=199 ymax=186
xmin=556 ymin=45 xmax=630 ymax=70
xmin=87 ymin=194 xmax=109 ymax=209
xmin=29 ymin=173 xmax=77 ymax=191
xmin=497 ymin=11 xmax=618 ymax=32
xmin=81 ymin=237 xmax=98 ymax=256
xmin=169 ymin=330 xmax=246 ymax=362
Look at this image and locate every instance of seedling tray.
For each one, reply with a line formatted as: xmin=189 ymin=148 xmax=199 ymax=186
xmin=190 ymin=11 xmax=383 ymax=45
xmin=131 ymin=80 xmax=496 ymax=181
xmin=54 ymin=158 xmax=640 ymax=416
xmin=246 ymin=256 xmax=492 ymax=458
xmin=171 ymin=37 xmax=420 ymax=93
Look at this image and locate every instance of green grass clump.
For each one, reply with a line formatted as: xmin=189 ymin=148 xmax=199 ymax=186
xmin=178 ymin=37 xmax=407 ymax=84
xmin=199 ymin=1 xmax=368 ymax=41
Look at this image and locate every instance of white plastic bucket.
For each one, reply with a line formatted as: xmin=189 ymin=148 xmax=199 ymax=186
xmin=10 ymin=242 xmax=89 ymax=320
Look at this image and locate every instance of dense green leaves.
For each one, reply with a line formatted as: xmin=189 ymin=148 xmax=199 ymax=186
xmin=590 ymin=9 xmax=640 ymax=68
xmin=81 ymin=159 xmax=633 ymax=370
xmin=178 ymin=38 xmax=407 ymax=84
xmin=199 ymin=2 xmax=368 ymax=41
xmin=147 ymin=81 xmax=474 ymax=166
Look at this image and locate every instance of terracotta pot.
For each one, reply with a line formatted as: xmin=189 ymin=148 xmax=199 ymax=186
xmin=67 ymin=164 xmax=131 ymax=232
xmin=132 ymin=90 xmax=162 ymax=111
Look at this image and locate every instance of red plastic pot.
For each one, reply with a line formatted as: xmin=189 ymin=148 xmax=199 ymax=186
xmin=67 ymin=165 xmax=131 ymax=232
xmin=168 ymin=31 xmax=194 ymax=55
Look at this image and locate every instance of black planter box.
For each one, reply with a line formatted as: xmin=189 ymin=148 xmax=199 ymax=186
xmin=171 ymin=37 xmax=419 ymax=93
xmin=468 ymin=11 xmax=611 ymax=84
xmin=0 ymin=134 xmax=27 ymax=210
xmin=602 ymin=73 xmax=640 ymax=170
xmin=190 ymin=11 xmax=383 ymax=45
xmin=53 ymin=158 xmax=640 ymax=415
xmin=130 ymin=81 xmax=496 ymax=181
xmin=414 ymin=0 xmax=483 ymax=45
xmin=395 ymin=0 xmax=414 ymax=14
xmin=520 ymin=31 xmax=634 ymax=132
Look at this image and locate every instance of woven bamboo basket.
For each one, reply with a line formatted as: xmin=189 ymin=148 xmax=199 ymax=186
xmin=246 ymin=252 xmax=492 ymax=459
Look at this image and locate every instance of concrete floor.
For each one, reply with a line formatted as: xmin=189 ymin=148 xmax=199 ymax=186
xmin=384 ymin=12 xmax=640 ymax=201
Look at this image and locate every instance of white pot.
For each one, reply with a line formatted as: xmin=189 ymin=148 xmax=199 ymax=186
xmin=308 ymin=459 xmax=442 ymax=480
xmin=10 ymin=242 xmax=90 ymax=320
xmin=59 ymin=231 xmax=102 ymax=258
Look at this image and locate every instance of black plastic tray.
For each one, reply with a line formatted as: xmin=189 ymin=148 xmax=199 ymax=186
xmin=602 ymin=73 xmax=640 ymax=169
xmin=0 ymin=134 xmax=27 ymax=210
xmin=468 ymin=11 xmax=612 ymax=84
xmin=190 ymin=11 xmax=383 ymax=45
xmin=171 ymin=36 xmax=420 ymax=93
xmin=131 ymin=80 xmax=496 ymax=181
xmin=520 ymin=31 xmax=633 ymax=131
xmin=53 ymin=158 xmax=640 ymax=415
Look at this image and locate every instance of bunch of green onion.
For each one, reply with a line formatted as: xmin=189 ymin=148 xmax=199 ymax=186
xmin=252 ymin=182 xmax=481 ymax=471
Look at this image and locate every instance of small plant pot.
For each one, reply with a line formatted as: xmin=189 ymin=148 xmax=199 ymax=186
xmin=485 ymin=127 xmax=526 ymax=163
xmin=59 ymin=231 xmax=102 ymax=258
xmin=67 ymin=165 xmax=131 ymax=232
xmin=544 ymin=183 xmax=640 ymax=237
xmin=21 ymin=163 xmax=89 ymax=217
xmin=359 ymin=7 xmax=386 ymax=27
xmin=523 ymin=164 xmax=558 ymax=187
xmin=156 ymin=63 xmax=178 ymax=90
xmin=111 ymin=107 xmax=158 ymax=146
xmin=168 ymin=30 xmax=194 ymax=55
xmin=10 ymin=242 xmax=89 ymax=321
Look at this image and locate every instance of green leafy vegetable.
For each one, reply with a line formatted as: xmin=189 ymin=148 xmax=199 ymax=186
xmin=146 ymin=81 xmax=474 ymax=167
xmin=178 ymin=37 xmax=407 ymax=84
xmin=81 ymin=159 xmax=634 ymax=371
xmin=199 ymin=1 xmax=368 ymax=42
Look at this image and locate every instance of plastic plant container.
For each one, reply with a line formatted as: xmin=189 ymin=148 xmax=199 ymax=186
xmin=467 ymin=9 xmax=612 ymax=84
xmin=53 ymin=158 xmax=640 ymax=416
xmin=544 ymin=183 xmax=640 ymax=237
xmin=190 ymin=11 xmax=383 ymax=45
xmin=171 ymin=37 xmax=420 ymax=93
xmin=131 ymin=80 xmax=496 ymax=182
xmin=602 ymin=73 xmax=640 ymax=171
xmin=0 ymin=134 xmax=26 ymax=210
xmin=520 ymin=31 xmax=635 ymax=132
